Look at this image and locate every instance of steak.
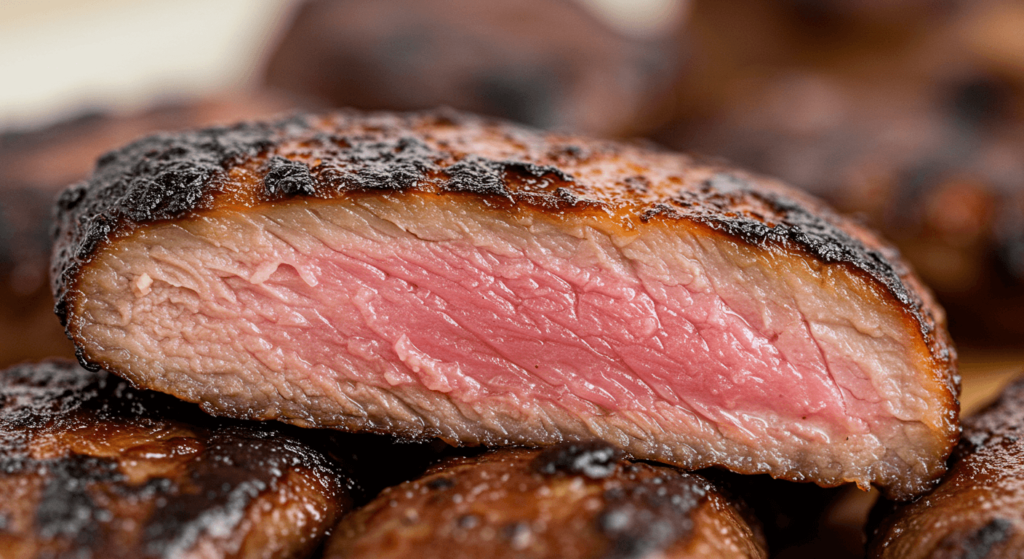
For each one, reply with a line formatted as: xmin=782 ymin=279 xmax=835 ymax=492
xmin=868 ymin=375 xmax=1024 ymax=558
xmin=52 ymin=109 xmax=958 ymax=500
xmin=324 ymin=443 xmax=767 ymax=559
xmin=0 ymin=359 xmax=352 ymax=558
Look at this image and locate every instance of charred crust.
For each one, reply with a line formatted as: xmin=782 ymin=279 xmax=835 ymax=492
xmin=932 ymin=518 xmax=1013 ymax=559
xmin=51 ymin=108 xmax=954 ymax=397
xmin=532 ymin=441 xmax=624 ymax=479
xmin=0 ymin=360 xmax=352 ymax=554
xmin=330 ymin=446 xmax=761 ymax=559
xmin=263 ymin=156 xmax=315 ymax=198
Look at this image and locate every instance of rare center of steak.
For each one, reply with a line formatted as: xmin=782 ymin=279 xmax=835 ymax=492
xmin=50 ymin=109 xmax=959 ymax=501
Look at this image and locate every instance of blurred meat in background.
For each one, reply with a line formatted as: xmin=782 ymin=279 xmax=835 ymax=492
xmin=264 ymin=0 xmax=689 ymax=137
xmin=657 ymin=0 xmax=1024 ymax=347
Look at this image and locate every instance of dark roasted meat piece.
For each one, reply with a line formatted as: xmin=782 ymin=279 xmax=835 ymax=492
xmin=263 ymin=0 xmax=686 ymax=137
xmin=52 ymin=109 xmax=958 ymax=500
xmin=868 ymin=374 xmax=1024 ymax=558
xmin=0 ymin=359 xmax=353 ymax=558
xmin=324 ymin=443 xmax=767 ymax=559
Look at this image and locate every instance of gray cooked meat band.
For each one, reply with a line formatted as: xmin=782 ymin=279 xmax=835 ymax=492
xmin=0 ymin=359 xmax=352 ymax=558
xmin=51 ymin=109 xmax=958 ymax=500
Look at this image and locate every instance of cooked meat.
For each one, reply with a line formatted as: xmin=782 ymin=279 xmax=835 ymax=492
xmin=0 ymin=359 xmax=353 ymax=558
xmin=324 ymin=442 xmax=767 ymax=559
xmin=664 ymin=0 xmax=1024 ymax=346
xmin=52 ymin=109 xmax=958 ymax=500
xmin=0 ymin=92 xmax=308 ymax=368
xmin=262 ymin=0 xmax=686 ymax=137
xmin=868 ymin=374 xmax=1024 ymax=558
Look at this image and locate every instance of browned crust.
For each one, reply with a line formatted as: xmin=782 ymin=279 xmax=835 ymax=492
xmin=868 ymin=374 xmax=1024 ymax=558
xmin=324 ymin=442 xmax=768 ymax=559
xmin=0 ymin=359 xmax=353 ymax=558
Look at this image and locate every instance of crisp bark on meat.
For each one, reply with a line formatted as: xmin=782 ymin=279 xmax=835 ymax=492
xmin=0 ymin=359 xmax=353 ymax=559
xmin=868 ymin=375 xmax=1024 ymax=558
xmin=263 ymin=0 xmax=685 ymax=137
xmin=324 ymin=443 xmax=767 ymax=559
xmin=52 ymin=109 xmax=958 ymax=500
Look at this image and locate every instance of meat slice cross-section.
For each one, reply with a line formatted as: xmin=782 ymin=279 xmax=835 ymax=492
xmin=51 ymin=109 xmax=959 ymax=500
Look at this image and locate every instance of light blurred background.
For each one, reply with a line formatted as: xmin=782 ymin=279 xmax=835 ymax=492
xmin=0 ymin=1 xmax=1022 ymax=555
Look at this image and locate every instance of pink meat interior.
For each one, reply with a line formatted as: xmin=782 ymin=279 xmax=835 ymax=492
xmin=78 ymin=195 xmax=939 ymax=460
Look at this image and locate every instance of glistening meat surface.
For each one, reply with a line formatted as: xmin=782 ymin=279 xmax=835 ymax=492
xmin=324 ymin=443 xmax=768 ymax=559
xmin=0 ymin=360 xmax=353 ymax=559
xmin=52 ymin=109 xmax=958 ymax=500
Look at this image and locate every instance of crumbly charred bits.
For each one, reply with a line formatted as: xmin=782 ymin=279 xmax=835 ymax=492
xmin=868 ymin=375 xmax=1024 ymax=558
xmin=0 ymin=360 xmax=354 ymax=559
xmin=324 ymin=442 xmax=768 ymax=559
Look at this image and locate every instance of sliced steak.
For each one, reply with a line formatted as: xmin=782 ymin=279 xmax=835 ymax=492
xmin=868 ymin=374 xmax=1024 ymax=558
xmin=51 ymin=109 xmax=958 ymax=500
xmin=325 ymin=443 xmax=767 ymax=559
xmin=0 ymin=359 xmax=352 ymax=558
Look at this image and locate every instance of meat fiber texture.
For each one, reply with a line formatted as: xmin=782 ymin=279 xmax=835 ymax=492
xmin=51 ymin=109 xmax=959 ymax=501
xmin=868 ymin=375 xmax=1024 ymax=558
xmin=0 ymin=359 xmax=353 ymax=559
xmin=325 ymin=442 xmax=767 ymax=559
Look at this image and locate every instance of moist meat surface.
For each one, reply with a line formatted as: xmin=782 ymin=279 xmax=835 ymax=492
xmin=324 ymin=443 xmax=768 ymax=559
xmin=52 ymin=109 xmax=958 ymax=500
xmin=868 ymin=375 xmax=1024 ymax=558
xmin=0 ymin=359 xmax=353 ymax=559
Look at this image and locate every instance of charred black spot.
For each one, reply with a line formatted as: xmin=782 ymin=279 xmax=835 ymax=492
xmin=36 ymin=455 xmax=123 ymax=541
xmin=426 ymin=476 xmax=455 ymax=491
xmin=594 ymin=471 xmax=707 ymax=559
xmin=444 ymin=156 xmax=510 ymax=199
xmin=312 ymin=136 xmax=433 ymax=193
xmin=264 ymin=156 xmax=315 ymax=198
xmin=533 ymin=441 xmax=623 ymax=479
xmin=933 ymin=517 xmax=1012 ymax=559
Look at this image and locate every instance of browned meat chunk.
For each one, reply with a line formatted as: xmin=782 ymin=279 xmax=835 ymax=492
xmin=324 ymin=443 xmax=767 ymax=559
xmin=868 ymin=375 xmax=1024 ymax=558
xmin=262 ymin=0 xmax=686 ymax=137
xmin=0 ymin=359 xmax=352 ymax=558
xmin=52 ymin=109 xmax=957 ymax=500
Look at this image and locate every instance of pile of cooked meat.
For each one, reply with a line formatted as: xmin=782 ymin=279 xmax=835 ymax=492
xmin=0 ymin=102 xmax=998 ymax=559
xmin=3 ymin=1 xmax=1024 ymax=555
